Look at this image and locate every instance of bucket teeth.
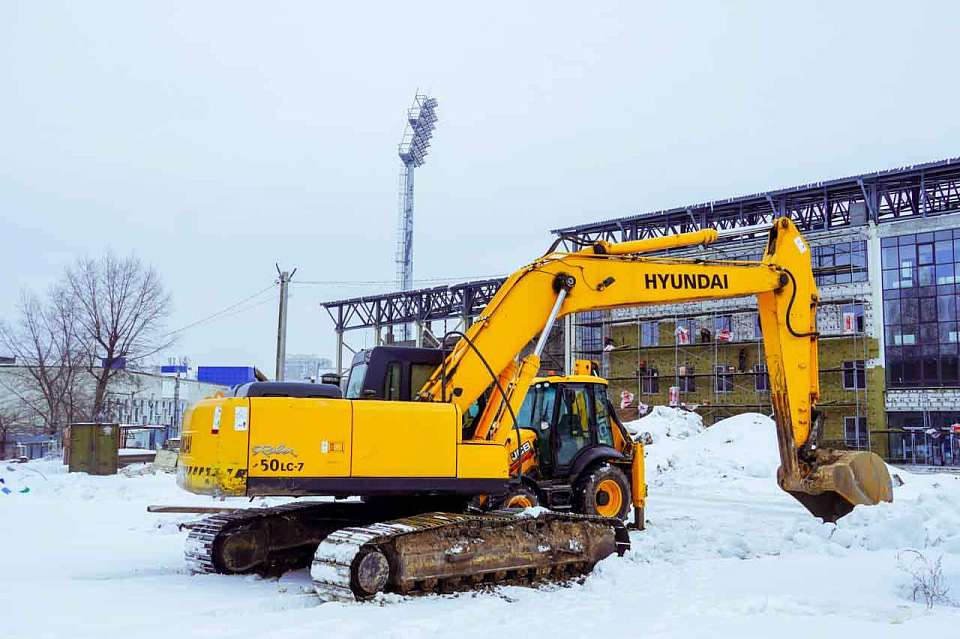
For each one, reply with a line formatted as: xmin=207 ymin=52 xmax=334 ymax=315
xmin=780 ymin=449 xmax=893 ymax=522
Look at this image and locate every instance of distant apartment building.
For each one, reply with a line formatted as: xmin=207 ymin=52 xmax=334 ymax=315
xmin=0 ymin=363 xmax=227 ymax=455
xmin=104 ymin=370 xmax=227 ymax=440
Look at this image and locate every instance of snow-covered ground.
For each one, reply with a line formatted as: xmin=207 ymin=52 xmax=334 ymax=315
xmin=3 ymin=410 xmax=959 ymax=638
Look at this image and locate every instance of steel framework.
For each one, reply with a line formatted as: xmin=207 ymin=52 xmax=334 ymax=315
xmin=552 ymin=157 xmax=960 ymax=247
xmin=323 ymin=278 xmax=505 ymax=333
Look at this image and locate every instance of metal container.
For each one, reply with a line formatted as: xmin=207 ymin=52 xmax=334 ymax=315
xmin=67 ymin=423 xmax=119 ymax=475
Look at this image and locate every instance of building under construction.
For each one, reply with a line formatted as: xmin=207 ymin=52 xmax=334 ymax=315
xmin=323 ymin=158 xmax=960 ymax=467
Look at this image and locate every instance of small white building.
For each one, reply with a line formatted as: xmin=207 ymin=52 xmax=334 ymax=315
xmin=283 ymin=354 xmax=334 ymax=382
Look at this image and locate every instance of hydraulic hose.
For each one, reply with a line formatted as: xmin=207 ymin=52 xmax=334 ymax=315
xmin=783 ymin=269 xmax=819 ymax=338
xmin=439 ymin=330 xmax=525 ymax=487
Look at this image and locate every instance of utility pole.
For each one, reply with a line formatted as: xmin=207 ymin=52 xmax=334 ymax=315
xmin=172 ymin=356 xmax=187 ymax=437
xmin=275 ymin=265 xmax=296 ymax=381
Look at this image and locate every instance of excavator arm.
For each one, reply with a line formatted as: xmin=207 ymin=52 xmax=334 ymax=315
xmin=420 ymin=218 xmax=892 ymax=521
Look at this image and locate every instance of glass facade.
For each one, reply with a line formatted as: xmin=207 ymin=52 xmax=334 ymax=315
xmin=881 ymin=230 xmax=960 ymax=387
xmin=886 ymin=412 xmax=960 ymax=465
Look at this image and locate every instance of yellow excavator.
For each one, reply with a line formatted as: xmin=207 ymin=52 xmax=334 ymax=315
xmin=177 ymin=217 xmax=892 ymax=600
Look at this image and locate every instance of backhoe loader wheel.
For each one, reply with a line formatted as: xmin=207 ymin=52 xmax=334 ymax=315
xmin=574 ymin=464 xmax=631 ymax=520
xmin=498 ymin=487 xmax=539 ymax=510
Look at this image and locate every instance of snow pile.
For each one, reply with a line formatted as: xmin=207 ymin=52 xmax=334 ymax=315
xmin=632 ymin=406 xmax=960 ymax=559
xmin=640 ymin=411 xmax=780 ymax=483
xmin=624 ymin=405 xmax=703 ymax=442
xmin=792 ymin=471 xmax=960 ymax=553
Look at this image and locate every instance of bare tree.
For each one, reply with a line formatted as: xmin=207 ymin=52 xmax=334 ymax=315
xmin=0 ymin=290 xmax=90 ymax=435
xmin=0 ymin=287 xmax=87 ymax=434
xmin=0 ymin=401 xmax=27 ymax=459
xmin=65 ymin=253 xmax=172 ymax=419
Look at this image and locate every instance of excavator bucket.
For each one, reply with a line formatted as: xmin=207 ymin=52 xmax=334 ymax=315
xmin=780 ymin=449 xmax=893 ymax=523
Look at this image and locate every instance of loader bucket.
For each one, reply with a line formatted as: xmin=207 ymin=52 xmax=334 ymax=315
xmin=779 ymin=449 xmax=893 ymax=523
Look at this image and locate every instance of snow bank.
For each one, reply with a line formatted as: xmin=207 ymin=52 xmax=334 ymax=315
xmin=633 ymin=406 xmax=960 ymax=557
xmin=792 ymin=472 xmax=960 ymax=553
xmin=638 ymin=410 xmax=780 ymax=483
xmin=624 ymin=405 xmax=703 ymax=442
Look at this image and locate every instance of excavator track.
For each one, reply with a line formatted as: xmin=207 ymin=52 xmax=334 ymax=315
xmin=184 ymin=501 xmax=428 ymax=576
xmin=185 ymin=501 xmax=343 ymax=575
xmin=311 ymin=510 xmax=630 ymax=601
xmin=183 ymin=498 xmax=482 ymax=577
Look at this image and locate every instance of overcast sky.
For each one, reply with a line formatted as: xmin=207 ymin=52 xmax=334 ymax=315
xmin=2 ymin=1 xmax=959 ymax=373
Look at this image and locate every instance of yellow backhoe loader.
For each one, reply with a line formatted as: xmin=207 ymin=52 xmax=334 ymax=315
xmin=177 ymin=217 xmax=892 ymax=600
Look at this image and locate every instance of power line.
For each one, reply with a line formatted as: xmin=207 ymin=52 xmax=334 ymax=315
xmin=293 ymin=275 xmax=504 ymax=287
xmin=166 ymin=283 xmax=277 ymax=336
xmin=214 ymin=292 xmax=278 ymax=323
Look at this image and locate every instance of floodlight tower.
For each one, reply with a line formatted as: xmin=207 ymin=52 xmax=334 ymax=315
xmin=395 ymin=94 xmax=438 ymax=341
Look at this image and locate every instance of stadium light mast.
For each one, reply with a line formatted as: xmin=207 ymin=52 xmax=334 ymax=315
xmin=395 ymin=93 xmax=438 ymax=341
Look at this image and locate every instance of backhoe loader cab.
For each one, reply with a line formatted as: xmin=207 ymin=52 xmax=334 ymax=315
xmin=511 ymin=376 xmax=637 ymax=518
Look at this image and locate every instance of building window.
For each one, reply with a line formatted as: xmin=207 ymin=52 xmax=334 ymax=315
xmin=640 ymin=367 xmax=659 ymax=394
xmin=576 ymin=311 xmax=603 ymax=354
xmin=754 ymin=364 xmax=769 ymax=391
xmin=678 ymin=365 xmax=695 ymax=393
xmin=640 ymin=321 xmax=659 ymax=347
xmin=714 ymin=365 xmax=734 ymax=393
xmin=813 ymin=241 xmax=868 ymax=286
xmin=675 ymin=319 xmax=697 ymax=345
xmin=715 ymin=315 xmax=732 ymax=342
xmin=844 ymin=416 xmax=869 ymax=449
xmin=842 ymin=360 xmax=866 ymax=390
xmin=754 ymin=313 xmax=763 ymax=339
xmin=841 ymin=303 xmax=865 ymax=334
xmin=882 ymin=230 xmax=960 ymax=388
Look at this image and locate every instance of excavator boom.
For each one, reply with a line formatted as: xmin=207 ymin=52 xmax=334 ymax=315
xmin=421 ymin=217 xmax=892 ymax=521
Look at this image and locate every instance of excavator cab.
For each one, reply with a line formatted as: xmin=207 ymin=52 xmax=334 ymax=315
xmin=342 ymin=347 xmax=444 ymax=401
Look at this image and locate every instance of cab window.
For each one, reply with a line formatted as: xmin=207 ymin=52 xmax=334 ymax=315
xmin=517 ymin=385 xmax=556 ymax=429
xmin=344 ymin=363 xmax=368 ymax=399
xmin=593 ymin=386 xmax=614 ymax=446
xmin=383 ymin=362 xmax=402 ymax=400
xmin=556 ymin=384 xmax=592 ymax=466
xmin=410 ymin=363 xmax=435 ymax=399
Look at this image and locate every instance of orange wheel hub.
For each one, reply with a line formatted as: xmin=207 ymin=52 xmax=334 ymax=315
xmin=594 ymin=479 xmax=623 ymax=517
